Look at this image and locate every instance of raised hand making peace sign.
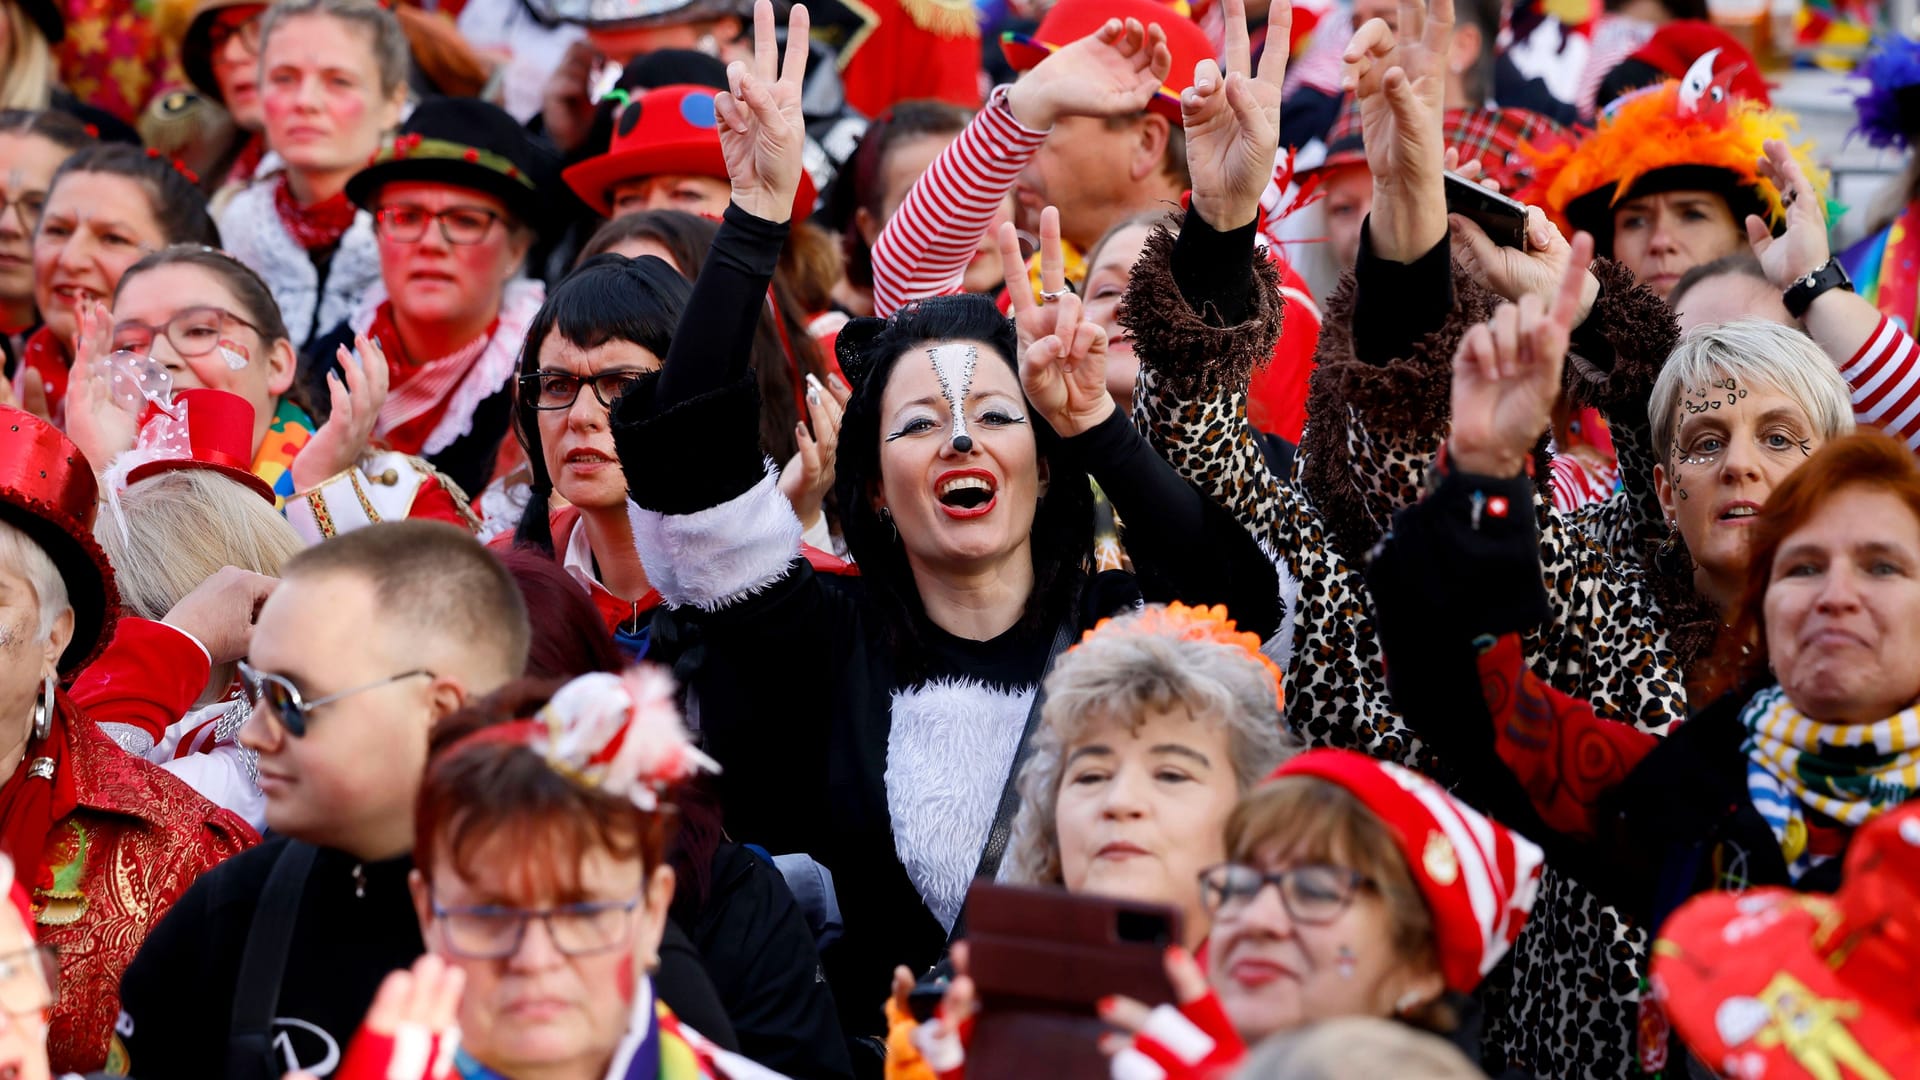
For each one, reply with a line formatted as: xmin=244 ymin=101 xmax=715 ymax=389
xmin=714 ymin=0 xmax=811 ymax=224
xmin=1001 ymin=206 xmax=1116 ymax=439
xmin=1182 ymin=0 xmax=1292 ymax=231
xmin=1344 ymin=0 xmax=1454 ymax=262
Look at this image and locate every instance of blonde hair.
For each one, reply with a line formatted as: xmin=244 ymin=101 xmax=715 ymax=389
xmin=1648 ymin=319 xmax=1855 ymax=463
xmin=0 ymin=0 xmax=55 ymax=112
xmin=95 ymin=470 xmax=302 ymax=621
xmin=0 ymin=519 xmax=69 ymax=643
xmin=1005 ymin=604 xmax=1295 ymax=886
xmin=1234 ymin=1017 xmax=1482 ymax=1079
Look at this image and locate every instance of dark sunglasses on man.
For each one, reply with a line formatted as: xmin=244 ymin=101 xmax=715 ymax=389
xmin=237 ymin=660 xmax=433 ymax=737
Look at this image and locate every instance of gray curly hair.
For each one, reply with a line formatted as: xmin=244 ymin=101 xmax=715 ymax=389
xmin=1004 ymin=604 xmax=1296 ymax=887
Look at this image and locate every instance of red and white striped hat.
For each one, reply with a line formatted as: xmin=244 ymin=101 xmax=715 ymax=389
xmin=1268 ymin=750 xmax=1545 ymax=993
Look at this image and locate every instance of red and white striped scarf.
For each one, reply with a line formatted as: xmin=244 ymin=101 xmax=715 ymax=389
xmin=367 ymin=301 xmax=499 ymax=456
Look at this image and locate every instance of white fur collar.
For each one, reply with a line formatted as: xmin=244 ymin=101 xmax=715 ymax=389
xmin=350 ymin=277 xmax=545 ymax=456
xmin=216 ymin=181 xmax=381 ymax=348
xmin=885 ymin=677 xmax=1035 ymax=931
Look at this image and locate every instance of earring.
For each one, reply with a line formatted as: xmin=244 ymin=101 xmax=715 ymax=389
xmin=695 ymin=32 xmax=719 ymax=56
xmin=31 ymin=673 xmax=53 ymax=742
xmin=1335 ymin=945 xmax=1357 ymax=979
xmin=879 ymin=506 xmax=897 ymax=542
xmin=1394 ymin=989 xmax=1430 ymax=1015
xmin=1654 ymin=521 xmax=1692 ymax=578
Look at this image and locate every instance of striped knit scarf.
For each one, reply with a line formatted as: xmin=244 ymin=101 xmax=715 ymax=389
xmin=1741 ymin=685 xmax=1920 ymax=880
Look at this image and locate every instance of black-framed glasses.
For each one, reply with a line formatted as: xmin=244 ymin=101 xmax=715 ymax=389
xmin=430 ymin=893 xmax=644 ymax=959
xmin=0 ymin=190 xmax=46 ymax=235
xmin=0 ymin=945 xmax=58 ymax=1016
xmin=207 ymin=11 xmax=264 ymax=55
xmin=237 ymin=660 xmax=434 ymax=738
xmin=111 ymin=306 xmax=262 ymax=363
xmin=518 ymin=369 xmax=648 ymax=411
xmin=1198 ymin=862 xmax=1373 ymax=925
xmin=374 ymin=204 xmax=502 ymax=245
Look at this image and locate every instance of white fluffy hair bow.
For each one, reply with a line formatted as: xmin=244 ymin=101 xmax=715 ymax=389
xmin=532 ymin=666 xmax=720 ymax=811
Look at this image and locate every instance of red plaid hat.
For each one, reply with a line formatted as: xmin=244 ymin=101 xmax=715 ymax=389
xmin=1649 ymin=802 xmax=1920 ymax=1077
xmin=1266 ymin=750 xmax=1545 ymax=994
xmin=1000 ymin=0 xmax=1215 ymax=123
xmin=1301 ymin=106 xmax=1566 ymax=192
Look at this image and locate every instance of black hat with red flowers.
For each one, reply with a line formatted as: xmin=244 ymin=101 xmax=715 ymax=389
xmin=346 ymin=98 xmax=568 ymax=233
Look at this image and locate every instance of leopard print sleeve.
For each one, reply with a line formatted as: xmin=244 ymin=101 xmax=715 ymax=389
xmin=1564 ymin=259 xmax=1679 ymax=564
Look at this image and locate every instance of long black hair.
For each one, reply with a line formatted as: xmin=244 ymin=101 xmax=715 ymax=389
xmin=834 ymin=294 xmax=1093 ymax=679
xmin=511 ymin=253 xmax=691 ymax=555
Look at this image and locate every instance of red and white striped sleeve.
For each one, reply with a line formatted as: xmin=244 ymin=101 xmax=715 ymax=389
xmin=1549 ymin=453 xmax=1618 ymax=513
xmin=870 ymin=84 xmax=1049 ymax=317
xmin=1840 ymin=314 xmax=1920 ymax=450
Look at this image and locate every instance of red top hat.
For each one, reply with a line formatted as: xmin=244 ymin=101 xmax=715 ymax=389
xmin=1000 ymin=0 xmax=1215 ymax=123
xmin=122 ymin=389 xmax=275 ymax=505
xmin=1650 ymin=803 xmax=1920 ymax=1075
xmin=1267 ymin=750 xmax=1545 ymax=994
xmin=0 ymin=407 xmax=118 ymax=674
xmin=562 ymin=85 xmax=819 ymax=219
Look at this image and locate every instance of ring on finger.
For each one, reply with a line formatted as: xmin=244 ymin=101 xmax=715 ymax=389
xmin=1039 ymin=287 xmax=1071 ymax=303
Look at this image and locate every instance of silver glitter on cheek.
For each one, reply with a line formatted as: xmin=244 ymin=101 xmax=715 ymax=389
xmin=926 ymin=344 xmax=979 ymax=453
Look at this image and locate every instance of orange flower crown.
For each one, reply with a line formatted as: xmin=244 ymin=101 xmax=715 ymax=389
xmin=1516 ymin=80 xmax=1826 ymax=237
xmin=1077 ymin=601 xmax=1284 ymax=712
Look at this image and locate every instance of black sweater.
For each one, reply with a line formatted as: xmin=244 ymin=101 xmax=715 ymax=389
xmin=614 ymin=204 xmax=1281 ymax=1039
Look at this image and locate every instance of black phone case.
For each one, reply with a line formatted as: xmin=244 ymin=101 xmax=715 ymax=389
xmin=1445 ymin=173 xmax=1528 ymax=249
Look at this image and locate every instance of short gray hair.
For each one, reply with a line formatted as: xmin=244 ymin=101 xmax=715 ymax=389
xmin=1005 ymin=604 xmax=1296 ymax=886
xmin=0 ymin=519 xmax=69 ymax=644
xmin=1648 ymin=318 xmax=1856 ymax=462
xmin=96 ymin=470 xmax=303 ymax=621
xmin=1233 ymin=1017 xmax=1483 ymax=1079
xmin=260 ymin=0 xmax=411 ymax=98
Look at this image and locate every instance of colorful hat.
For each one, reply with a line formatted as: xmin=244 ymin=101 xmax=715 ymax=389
xmin=178 ymin=0 xmax=267 ymax=104
xmin=1301 ymin=106 xmax=1568 ymax=194
xmin=562 ymin=84 xmax=817 ymax=218
xmin=347 ymin=98 xmax=566 ymax=232
xmin=119 ymin=388 xmax=276 ymax=505
xmin=526 ymin=0 xmax=748 ymax=29
xmin=1853 ymin=36 xmax=1920 ymax=150
xmin=1649 ymin=801 xmax=1920 ymax=1078
xmin=0 ymin=408 xmax=118 ymax=674
xmin=1266 ymin=750 xmax=1545 ymax=994
xmin=1616 ymin=21 xmax=1772 ymax=108
xmin=1517 ymin=51 xmax=1824 ymax=258
xmin=999 ymin=0 xmax=1214 ymax=123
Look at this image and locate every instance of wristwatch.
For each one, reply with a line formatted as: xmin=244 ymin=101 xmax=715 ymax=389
xmin=1783 ymin=257 xmax=1853 ymax=319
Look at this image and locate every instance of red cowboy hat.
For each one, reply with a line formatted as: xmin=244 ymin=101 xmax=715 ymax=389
xmin=123 ymin=389 xmax=276 ymax=505
xmin=1650 ymin=802 xmax=1920 ymax=1077
xmin=1000 ymin=0 xmax=1215 ymax=124
xmin=0 ymin=408 xmax=118 ymax=673
xmin=562 ymin=84 xmax=818 ymax=219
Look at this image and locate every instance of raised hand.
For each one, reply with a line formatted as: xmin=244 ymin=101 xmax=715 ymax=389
xmin=331 ymin=955 xmax=466 ymax=1080
xmin=162 ymin=565 xmax=280 ymax=664
xmin=1021 ymin=287 xmax=1115 ymax=438
xmin=1096 ymin=946 xmax=1246 ymax=1077
xmin=1183 ymin=0 xmax=1292 ymax=230
xmin=292 ymin=334 xmax=390 ymax=492
xmin=779 ymin=371 xmax=850 ymax=531
xmin=1452 ymin=202 xmax=1599 ymax=326
xmin=1449 ymin=232 xmax=1595 ymax=477
xmin=999 ymin=206 xmax=1068 ymax=353
xmin=63 ymin=299 xmax=137 ymax=473
xmin=1343 ymin=0 xmax=1453 ymax=262
xmin=714 ymin=0 xmax=810 ymax=224
xmin=1004 ymin=17 xmax=1174 ymax=129
xmin=1748 ymin=138 xmax=1828 ymax=290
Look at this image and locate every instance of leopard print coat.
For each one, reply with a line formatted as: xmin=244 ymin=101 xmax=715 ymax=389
xmin=1123 ymin=226 xmax=1708 ymax=1078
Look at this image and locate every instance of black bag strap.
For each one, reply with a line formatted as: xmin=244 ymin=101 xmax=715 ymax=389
xmin=226 ymin=840 xmax=318 ymax=1080
xmin=945 ymin=618 xmax=1079 ymax=946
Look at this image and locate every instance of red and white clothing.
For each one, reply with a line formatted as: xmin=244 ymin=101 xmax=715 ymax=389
xmin=869 ymin=85 xmax=1324 ymax=441
xmin=1842 ymin=313 xmax=1920 ymax=451
xmin=1549 ymin=452 xmax=1620 ymax=513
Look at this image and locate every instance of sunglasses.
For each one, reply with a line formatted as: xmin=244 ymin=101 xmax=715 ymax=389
xmin=237 ymin=660 xmax=433 ymax=737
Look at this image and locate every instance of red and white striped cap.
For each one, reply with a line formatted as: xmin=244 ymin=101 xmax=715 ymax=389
xmin=1266 ymin=750 xmax=1545 ymax=993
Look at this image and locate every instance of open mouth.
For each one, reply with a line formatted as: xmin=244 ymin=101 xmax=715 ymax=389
xmin=565 ymin=449 xmax=616 ymax=467
xmin=936 ymin=470 xmax=997 ymax=516
xmin=52 ymin=284 xmax=101 ymax=306
xmin=1718 ymin=504 xmax=1760 ymax=522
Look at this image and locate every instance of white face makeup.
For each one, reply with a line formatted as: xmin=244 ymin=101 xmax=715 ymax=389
xmin=927 ymin=343 xmax=979 ymax=453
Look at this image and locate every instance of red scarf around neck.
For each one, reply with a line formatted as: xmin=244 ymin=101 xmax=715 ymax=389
xmin=273 ymin=175 xmax=359 ymax=252
xmin=365 ymin=301 xmax=498 ymax=455
xmin=0 ymin=692 xmax=79 ymax=899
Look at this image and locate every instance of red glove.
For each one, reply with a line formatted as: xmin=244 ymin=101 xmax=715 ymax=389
xmin=333 ymin=1022 xmax=459 ymax=1080
xmin=1108 ymin=991 xmax=1246 ymax=1080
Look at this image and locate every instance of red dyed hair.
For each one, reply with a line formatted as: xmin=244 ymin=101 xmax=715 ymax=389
xmin=415 ymin=679 xmax=676 ymax=900
xmin=1709 ymin=430 xmax=1920 ymax=693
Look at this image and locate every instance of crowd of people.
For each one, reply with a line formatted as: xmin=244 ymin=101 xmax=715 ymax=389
xmin=2 ymin=0 xmax=1920 ymax=1076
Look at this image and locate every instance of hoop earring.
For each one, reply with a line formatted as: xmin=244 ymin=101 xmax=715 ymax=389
xmin=32 ymin=673 xmax=53 ymax=742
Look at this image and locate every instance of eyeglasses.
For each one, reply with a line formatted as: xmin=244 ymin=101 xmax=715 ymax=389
xmin=111 ymin=306 xmax=262 ymax=364
xmin=0 ymin=946 xmax=58 ymax=1016
xmin=430 ymin=894 xmax=644 ymax=960
xmin=0 ymin=191 xmax=45 ymax=235
xmin=237 ymin=660 xmax=434 ymax=738
xmin=207 ymin=12 xmax=264 ymax=55
xmin=1198 ymin=862 xmax=1372 ymax=925
xmin=518 ymin=369 xmax=648 ymax=411
xmin=374 ymin=204 xmax=502 ymax=245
